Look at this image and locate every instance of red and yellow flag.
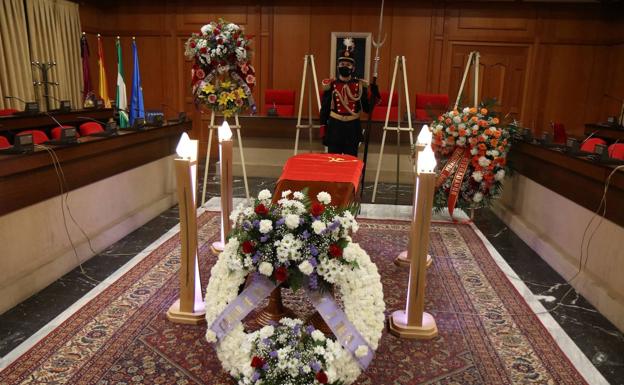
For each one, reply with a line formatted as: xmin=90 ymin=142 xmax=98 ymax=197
xmin=97 ymin=34 xmax=111 ymax=108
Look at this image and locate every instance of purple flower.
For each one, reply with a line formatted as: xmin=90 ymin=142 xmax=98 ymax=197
xmin=262 ymin=363 xmax=269 ymax=371
xmin=328 ymin=220 xmax=340 ymax=231
xmin=269 ymin=350 xmax=278 ymax=358
xmin=310 ymin=361 xmax=321 ymax=372
xmin=306 ymin=325 xmax=315 ymax=334
xmin=260 ymin=235 xmax=269 ymax=243
xmin=308 ymin=273 xmax=318 ymax=290
xmin=243 ymin=221 xmax=252 ymax=230
xmin=299 ymin=218 xmax=305 ymax=225
xmin=293 ymin=325 xmax=301 ymax=334
xmin=276 ymin=218 xmax=285 ymax=226
xmin=261 ymin=338 xmax=271 ymax=346
xmin=308 ymin=257 xmax=318 ymax=267
xmin=301 ymin=230 xmax=311 ymax=240
xmin=251 ymin=371 xmax=260 ymax=381
xmin=252 ymin=252 xmax=261 ymax=264
xmin=309 ymin=245 xmax=319 ymax=257
xmin=268 ymin=320 xmax=277 ymax=326
xmin=294 ymin=351 xmax=301 ymax=359
xmin=253 ymin=219 xmax=260 ymax=228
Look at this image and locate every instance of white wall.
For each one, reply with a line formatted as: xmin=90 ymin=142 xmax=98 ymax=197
xmin=492 ymin=174 xmax=624 ymax=332
xmin=0 ymin=155 xmax=177 ymax=314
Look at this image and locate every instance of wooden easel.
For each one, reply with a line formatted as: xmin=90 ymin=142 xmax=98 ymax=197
xmin=371 ymin=56 xmax=414 ymax=203
xmin=294 ymin=54 xmax=322 ymax=155
xmin=454 ymin=51 xmax=480 ymax=110
xmin=200 ymin=112 xmax=250 ymax=205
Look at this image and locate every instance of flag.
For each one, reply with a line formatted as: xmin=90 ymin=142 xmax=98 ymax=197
xmin=129 ymin=39 xmax=144 ymax=126
xmin=97 ymin=35 xmax=111 ymax=108
xmin=80 ymin=33 xmax=93 ymax=103
xmin=115 ymin=38 xmax=128 ymax=128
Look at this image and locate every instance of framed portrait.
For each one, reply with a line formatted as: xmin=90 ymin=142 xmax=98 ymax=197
xmin=330 ymin=32 xmax=372 ymax=82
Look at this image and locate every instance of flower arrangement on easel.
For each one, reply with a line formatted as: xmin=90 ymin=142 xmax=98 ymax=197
xmin=185 ymin=19 xmax=257 ymax=117
xmin=429 ymin=52 xmax=516 ymax=217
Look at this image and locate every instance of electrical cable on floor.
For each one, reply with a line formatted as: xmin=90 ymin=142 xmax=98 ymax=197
xmin=428 ymin=164 xmax=624 ymax=318
xmin=35 ymin=144 xmax=100 ymax=284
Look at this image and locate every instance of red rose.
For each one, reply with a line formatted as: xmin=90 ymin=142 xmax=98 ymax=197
xmin=190 ymin=41 xmax=196 ymax=48
xmin=329 ymin=244 xmax=342 ymax=258
xmin=213 ymin=29 xmax=220 ymax=35
xmin=250 ymin=356 xmax=264 ymax=368
xmin=242 ymin=240 xmax=254 ymax=254
xmin=199 ymin=47 xmax=207 ymax=54
xmin=255 ymin=204 xmax=269 ymax=216
xmin=217 ymin=38 xmax=223 ymax=44
xmin=316 ymin=370 xmax=328 ymax=384
xmin=274 ymin=266 xmax=288 ymax=282
xmin=311 ymin=202 xmax=325 ymax=216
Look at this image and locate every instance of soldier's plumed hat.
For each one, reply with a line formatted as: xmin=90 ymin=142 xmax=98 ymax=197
xmin=338 ymin=37 xmax=356 ymax=64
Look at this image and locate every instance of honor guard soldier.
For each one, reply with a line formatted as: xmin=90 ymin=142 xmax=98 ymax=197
xmin=320 ymin=38 xmax=379 ymax=156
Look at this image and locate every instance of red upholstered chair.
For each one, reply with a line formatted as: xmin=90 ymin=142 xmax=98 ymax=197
xmin=265 ymin=89 xmax=296 ymax=117
xmin=17 ymin=130 xmax=49 ymax=145
xmin=0 ymin=108 xmax=18 ymax=116
xmin=0 ymin=136 xmax=11 ymax=149
xmin=580 ymin=137 xmax=607 ymax=153
xmin=79 ymin=121 xmax=104 ymax=136
xmin=552 ymin=122 xmax=567 ymax=144
xmin=608 ymin=143 xmax=624 ymax=160
xmin=414 ymin=93 xmax=449 ymax=121
xmin=371 ymin=91 xmax=399 ymax=122
xmin=51 ymin=126 xmax=79 ymax=140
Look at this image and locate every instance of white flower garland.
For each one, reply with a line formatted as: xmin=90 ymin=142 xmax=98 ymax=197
xmin=204 ymin=240 xmax=385 ymax=384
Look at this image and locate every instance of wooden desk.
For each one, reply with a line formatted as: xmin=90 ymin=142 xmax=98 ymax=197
xmin=584 ymin=123 xmax=624 ymax=141
xmin=0 ymin=122 xmax=189 ymax=216
xmin=509 ymin=141 xmax=624 ymax=226
xmin=0 ymin=108 xmax=114 ymax=134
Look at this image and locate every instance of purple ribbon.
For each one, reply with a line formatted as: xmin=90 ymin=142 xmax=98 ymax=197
xmin=209 ymin=274 xmax=277 ymax=341
xmin=306 ymin=289 xmax=375 ymax=369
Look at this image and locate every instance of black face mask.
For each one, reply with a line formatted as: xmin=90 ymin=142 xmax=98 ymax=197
xmin=338 ymin=66 xmax=352 ymax=77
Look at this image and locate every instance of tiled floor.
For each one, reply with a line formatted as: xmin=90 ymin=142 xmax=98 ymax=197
xmin=1 ymin=170 xmax=622 ymax=384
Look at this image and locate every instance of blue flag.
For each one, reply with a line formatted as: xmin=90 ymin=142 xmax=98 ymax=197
xmin=129 ymin=40 xmax=144 ymax=126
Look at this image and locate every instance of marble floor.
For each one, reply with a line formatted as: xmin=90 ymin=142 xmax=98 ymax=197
xmin=1 ymin=170 xmax=623 ymax=384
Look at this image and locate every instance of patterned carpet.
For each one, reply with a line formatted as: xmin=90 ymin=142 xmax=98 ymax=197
xmin=0 ymin=211 xmax=588 ymax=385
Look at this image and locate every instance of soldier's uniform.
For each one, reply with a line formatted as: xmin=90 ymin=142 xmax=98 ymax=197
xmin=320 ymin=77 xmax=374 ymax=156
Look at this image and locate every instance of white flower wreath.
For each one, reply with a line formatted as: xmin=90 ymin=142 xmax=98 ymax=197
xmin=204 ymin=193 xmax=385 ymax=384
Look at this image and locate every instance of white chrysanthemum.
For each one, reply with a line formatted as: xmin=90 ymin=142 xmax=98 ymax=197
xmin=259 ymin=219 xmax=273 ymax=234
xmin=472 ymin=171 xmax=483 ymax=182
xmin=259 ymin=262 xmax=273 ymax=276
xmin=355 ymin=345 xmax=369 ymax=358
xmin=453 ymin=115 xmax=462 ymax=124
xmin=495 ymin=169 xmax=506 ymax=181
xmin=258 ymin=189 xmax=272 ymax=201
xmin=457 ymin=137 xmax=466 ymax=146
xmin=200 ymin=24 xmax=213 ymax=34
xmin=293 ymin=191 xmax=304 ymax=200
xmin=478 ymin=156 xmax=491 ymax=167
xmin=471 ymin=147 xmax=478 ymax=155
xmin=317 ymin=191 xmax=331 ymax=205
xmin=298 ymin=260 xmax=314 ymax=275
xmin=473 ymin=192 xmax=484 ymax=202
xmin=281 ymin=189 xmax=292 ymax=198
xmin=463 ymin=107 xmax=470 ymax=114
xmin=259 ymin=325 xmax=275 ymax=339
xmin=312 ymin=220 xmax=326 ymax=235
xmin=284 ymin=214 xmax=300 ymax=230
xmin=311 ymin=329 xmax=326 ymax=342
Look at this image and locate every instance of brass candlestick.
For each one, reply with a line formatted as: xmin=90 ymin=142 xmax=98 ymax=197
xmin=389 ymin=144 xmax=438 ymax=339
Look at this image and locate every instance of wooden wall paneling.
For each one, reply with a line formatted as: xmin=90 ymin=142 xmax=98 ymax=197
xmin=272 ymin=4 xmax=312 ymax=107
xmin=445 ymin=4 xmax=536 ymax=43
xmin=259 ymin=6 xmax=273 ymax=111
xmin=426 ymin=4 xmax=445 ymax=93
xmin=385 ymin=3 xmax=432 ymax=108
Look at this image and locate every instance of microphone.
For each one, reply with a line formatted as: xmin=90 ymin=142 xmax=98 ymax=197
xmin=44 ymin=95 xmax=71 ymax=112
xmin=42 ymin=111 xmax=78 ymax=145
xmin=4 ymin=96 xmax=40 ymax=114
xmin=581 ymin=130 xmax=599 ymax=145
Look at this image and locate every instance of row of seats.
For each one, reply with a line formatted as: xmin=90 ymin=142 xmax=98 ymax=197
xmin=551 ymin=123 xmax=624 ymax=160
xmin=264 ymin=89 xmax=449 ymax=120
xmin=0 ymin=122 xmax=105 ymax=149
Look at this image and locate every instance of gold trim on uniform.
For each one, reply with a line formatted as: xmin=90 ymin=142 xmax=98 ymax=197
xmin=330 ymin=111 xmax=360 ymax=121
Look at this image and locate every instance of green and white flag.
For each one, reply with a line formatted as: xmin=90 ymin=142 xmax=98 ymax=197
xmin=116 ymin=38 xmax=128 ymax=128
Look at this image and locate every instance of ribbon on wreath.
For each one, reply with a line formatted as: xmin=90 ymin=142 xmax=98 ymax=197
xmin=208 ymin=274 xmax=277 ymax=341
xmin=305 ymin=288 xmax=374 ymax=370
xmin=435 ymin=147 xmax=472 ymax=218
